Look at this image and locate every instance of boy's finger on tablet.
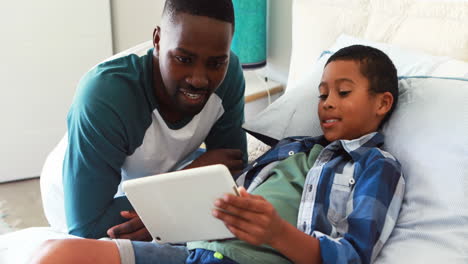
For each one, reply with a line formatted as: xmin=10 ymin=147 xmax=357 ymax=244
xmin=215 ymin=209 xmax=250 ymax=228
xmin=214 ymin=200 xmax=265 ymax=225
xmin=237 ymin=186 xmax=249 ymax=197
xmin=222 ymin=195 xmax=268 ymax=213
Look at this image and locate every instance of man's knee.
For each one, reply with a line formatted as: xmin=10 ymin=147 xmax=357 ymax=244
xmin=31 ymin=238 xmax=121 ymax=264
xmin=29 ymin=239 xmax=79 ymax=264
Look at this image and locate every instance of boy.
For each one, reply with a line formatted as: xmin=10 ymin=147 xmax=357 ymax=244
xmin=32 ymin=45 xmax=404 ymax=264
xmin=205 ymin=45 xmax=404 ymax=264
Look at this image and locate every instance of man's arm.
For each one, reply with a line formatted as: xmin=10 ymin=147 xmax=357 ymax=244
xmin=204 ymin=52 xmax=248 ymax=169
xmin=63 ymin=82 xmax=132 ymax=239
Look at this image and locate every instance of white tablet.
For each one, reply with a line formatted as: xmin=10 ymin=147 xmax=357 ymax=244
xmin=122 ymin=164 xmax=239 ymax=244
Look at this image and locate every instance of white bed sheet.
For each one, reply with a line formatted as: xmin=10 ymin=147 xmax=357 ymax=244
xmin=0 ymin=227 xmax=78 ymax=264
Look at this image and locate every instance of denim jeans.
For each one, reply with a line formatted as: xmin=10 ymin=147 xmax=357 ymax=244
xmin=131 ymin=241 xmax=189 ymax=264
xmin=127 ymin=241 xmax=238 ymax=264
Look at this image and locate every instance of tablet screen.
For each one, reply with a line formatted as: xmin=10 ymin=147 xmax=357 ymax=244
xmin=123 ymin=164 xmax=238 ymax=244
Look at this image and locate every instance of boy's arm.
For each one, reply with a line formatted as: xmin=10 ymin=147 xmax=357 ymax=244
xmin=271 ymin=219 xmax=322 ymax=264
xmin=213 ymin=188 xmax=322 ymax=264
xmin=215 ymin=157 xmax=404 ymax=264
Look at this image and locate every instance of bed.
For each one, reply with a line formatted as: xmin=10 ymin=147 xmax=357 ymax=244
xmin=242 ymin=0 xmax=468 ymax=263
xmin=1 ymin=0 xmax=468 ymax=263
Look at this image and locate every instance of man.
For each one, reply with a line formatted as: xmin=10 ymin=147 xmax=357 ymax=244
xmin=41 ymin=0 xmax=246 ymax=240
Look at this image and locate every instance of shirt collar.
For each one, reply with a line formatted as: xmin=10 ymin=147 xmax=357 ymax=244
xmin=324 ymin=132 xmax=384 ymax=162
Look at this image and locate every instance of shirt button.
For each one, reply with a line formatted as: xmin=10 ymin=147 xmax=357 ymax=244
xmin=349 ymin=178 xmax=355 ymax=185
xmin=288 ymin=151 xmax=295 ymax=156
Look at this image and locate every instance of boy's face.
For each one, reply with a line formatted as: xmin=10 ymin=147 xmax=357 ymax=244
xmin=318 ymin=60 xmax=389 ymax=142
xmin=153 ymin=13 xmax=232 ymax=122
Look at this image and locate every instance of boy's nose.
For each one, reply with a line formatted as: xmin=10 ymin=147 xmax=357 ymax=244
xmin=324 ymin=102 xmax=335 ymax=109
xmin=322 ymin=96 xmax=336 ymax=109
xmin=186 ymin=67 xmax=209 ymax=88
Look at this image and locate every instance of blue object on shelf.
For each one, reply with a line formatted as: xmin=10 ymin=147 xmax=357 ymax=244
xmin=231 ymin=0 xmax=267 ymax=69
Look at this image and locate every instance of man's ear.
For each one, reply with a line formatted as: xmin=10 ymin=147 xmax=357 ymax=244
xmin=153 ymin=26 xmax=161 ymax=56
xmin=376 ymin=92 xmax=394 ymax=117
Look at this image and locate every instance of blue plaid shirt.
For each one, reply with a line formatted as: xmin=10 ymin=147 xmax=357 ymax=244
xmin=237 ymin=132 xmax=405 ymax=264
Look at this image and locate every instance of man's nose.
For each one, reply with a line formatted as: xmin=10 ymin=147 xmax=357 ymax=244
xmin=186 ymin=66 xmax=209 ymax=88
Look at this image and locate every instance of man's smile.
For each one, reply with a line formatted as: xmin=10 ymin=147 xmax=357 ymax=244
xmin=179 ymin=87 xmax=209 ymax=104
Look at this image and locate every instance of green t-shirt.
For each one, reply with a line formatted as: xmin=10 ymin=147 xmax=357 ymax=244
xmin=187 ymin=144 xmax=324 ymax=264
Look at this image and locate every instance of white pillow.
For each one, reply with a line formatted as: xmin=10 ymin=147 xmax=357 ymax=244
xmin=244 ymin=36 xmax=468 ymax=263
xmin=242 ymin=57 xmax=325 ymax=145
xmin=375 ymin=77 xmax=468 ymax=264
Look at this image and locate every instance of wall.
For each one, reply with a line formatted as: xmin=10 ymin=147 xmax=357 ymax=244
xmin=0 ymin=0 xmax=292 ymax=182
xmin=263 ymin=0 xmax=292 ymax=85
xmin=110 ymin=0 xmax=293 ymax=84
xmin=0 ymin=0 xmax=113 ymax=182
xmin=110 ymin=0 xmax=164 ymax=53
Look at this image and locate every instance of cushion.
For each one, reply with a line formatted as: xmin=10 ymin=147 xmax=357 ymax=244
xmin=375 ymin=76 xmax=468 ymax=263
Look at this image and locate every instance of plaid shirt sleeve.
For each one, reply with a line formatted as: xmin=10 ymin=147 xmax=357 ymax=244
xmin=316 ymin=156 xmax=405 ymax=264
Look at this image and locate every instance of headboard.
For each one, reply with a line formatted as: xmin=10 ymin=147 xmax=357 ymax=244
xmin=288 ymin=0 xmax=468 ymax=88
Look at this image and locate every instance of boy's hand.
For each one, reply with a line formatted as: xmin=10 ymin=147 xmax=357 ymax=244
xmin=212 ymin=187 xmax=286 ymax=246
xmin=186 ymin=149 xmax=244 ymax=174
xmin=106 ymin=211 xmax=152 ymax=241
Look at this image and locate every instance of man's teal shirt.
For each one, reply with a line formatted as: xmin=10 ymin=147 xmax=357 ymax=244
xmin=63 ymin=49 xmax=247 ymax=238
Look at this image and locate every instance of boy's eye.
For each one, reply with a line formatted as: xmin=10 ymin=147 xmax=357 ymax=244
xmin=318 ymin=94 xmax=328 ymax=100
xmin=175 ymin=56 xmax=191 ymax=64
xmin=339 ymin=91 xmax=351 ymax=96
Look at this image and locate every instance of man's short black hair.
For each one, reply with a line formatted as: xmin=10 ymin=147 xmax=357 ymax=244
xmin=325 ymin=45 xmax=399 ymax=127
xmin=162 ymin=0 xmax=235 ymax=32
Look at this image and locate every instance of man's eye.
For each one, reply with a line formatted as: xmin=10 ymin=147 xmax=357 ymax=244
xmin=318 ymin=94 xmax=328 ymax=100
xmin=339 ymin=91 xmax=351 ymax=96
xmin=209 ymin=61 xmax=226 ymax=69
xmin=175 ymin=56 xmax=191 ymax=64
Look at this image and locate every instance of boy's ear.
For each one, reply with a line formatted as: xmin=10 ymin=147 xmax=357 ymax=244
xmin=376 ymin=92 xmax=394 ymax=117
xmin=153 ymin=27 xmax=161 ymax=56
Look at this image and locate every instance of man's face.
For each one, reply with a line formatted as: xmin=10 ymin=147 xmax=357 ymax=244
xmin=153 ymin=13 xmax=233 ymax=122
xmin=318 ymin=60 xmax=384 ymax=142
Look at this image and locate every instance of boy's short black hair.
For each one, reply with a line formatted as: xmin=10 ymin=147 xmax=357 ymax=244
xmin=325 ymin=45 xmax=399 ymax=127
xmin=162 ymin=0 xmax=235 ymax=32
